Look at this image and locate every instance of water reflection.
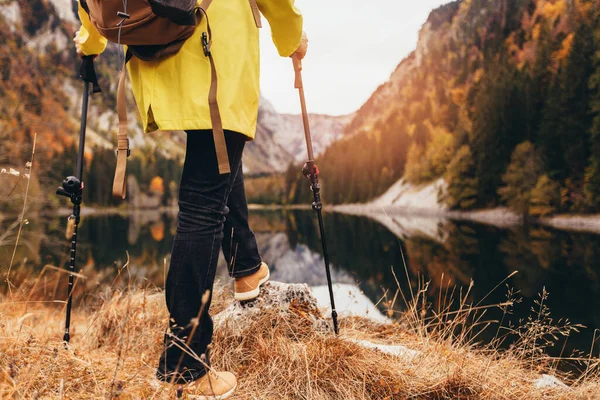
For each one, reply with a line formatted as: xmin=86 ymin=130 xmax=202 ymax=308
xmin=3 ymin=209 xmax=600 ymax=362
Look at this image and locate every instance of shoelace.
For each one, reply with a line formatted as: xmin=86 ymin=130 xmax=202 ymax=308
xmin=207 ymin=370 xmax=219 ymax=380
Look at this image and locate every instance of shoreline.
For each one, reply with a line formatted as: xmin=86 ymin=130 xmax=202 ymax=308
xmin=333 ymin=203 xmax=600 ymax=234
xmin=331 ymin=178 xmax=600 ymax=234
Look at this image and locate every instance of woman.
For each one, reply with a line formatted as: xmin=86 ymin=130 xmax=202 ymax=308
xmin=75 ymin=0 xmax=308 ymax=397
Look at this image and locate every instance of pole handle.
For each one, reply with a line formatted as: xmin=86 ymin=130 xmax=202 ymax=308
xmin=79 ymin=55 xmax=101 ymax=93
xmin=292 ymin=55 xmax=303 ymax=89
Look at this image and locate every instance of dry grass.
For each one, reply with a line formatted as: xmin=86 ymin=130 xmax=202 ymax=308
xmin=1 ymin=272 xmax=600 ymax=400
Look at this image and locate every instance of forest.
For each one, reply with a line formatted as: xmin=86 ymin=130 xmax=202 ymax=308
xmin=287 ymin=0 xmax=600 ymax=217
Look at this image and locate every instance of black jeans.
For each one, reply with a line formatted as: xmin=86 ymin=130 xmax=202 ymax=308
xmin=157 ymin=130 xmax=262 ymax=384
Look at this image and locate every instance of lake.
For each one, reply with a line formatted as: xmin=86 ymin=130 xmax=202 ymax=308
xmin=2 ymin=209 xmax=600 ymax=371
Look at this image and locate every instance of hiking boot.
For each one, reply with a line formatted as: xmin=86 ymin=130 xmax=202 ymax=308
xmin=187 ymin=370 xmax=237 ymax=400
xmin=234 ymin=262 xmax=270 ymax=301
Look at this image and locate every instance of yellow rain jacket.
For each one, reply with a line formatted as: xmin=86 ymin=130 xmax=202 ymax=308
xmin=77 ymin=0 xmax=303 ymax=139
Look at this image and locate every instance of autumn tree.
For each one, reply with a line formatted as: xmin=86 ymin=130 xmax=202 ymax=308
xmin=530 ymin=175 xmax=561 ymax=217
xmin=150 ymin=176 xmax=165 ymax=195
xmin=498 ymin=141 xmax=544 ymax=218
xmin=443 ymin=145 xmax=478 ymax=210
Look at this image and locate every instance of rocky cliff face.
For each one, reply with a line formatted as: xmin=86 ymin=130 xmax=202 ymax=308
xmin=247 ymin=98 xmax=352 ymax=173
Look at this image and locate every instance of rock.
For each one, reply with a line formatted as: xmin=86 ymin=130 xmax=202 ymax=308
xmin=348 ymin=339 xmax=419 ymax=361
xmin=213 ymin=281 xmax=422 ymax=365
xmin=213 ymin=281 xmax=327 ymax=333
xmin=0 ymin=2 xmax=22 ymax=32
xmin=534 ymin=374 xmax=569 ymax=390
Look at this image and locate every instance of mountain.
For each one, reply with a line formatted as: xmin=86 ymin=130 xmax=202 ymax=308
xmin=307 ymin=0 xmax=600 ymax=216
xmin=0 ymin=0 xmax=347 ymax=209
xmin=246 ymin=99 xmax=351 ymax=174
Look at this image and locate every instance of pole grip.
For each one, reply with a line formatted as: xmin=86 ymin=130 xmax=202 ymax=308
xmin=292 ymin=56 xmax=303 ymax=89
xmin=79 ymin=55 xmax=101 ymax=93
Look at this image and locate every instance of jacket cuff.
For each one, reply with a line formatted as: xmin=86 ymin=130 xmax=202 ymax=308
xmin=271 ymin=14 xmax=303 ymax=57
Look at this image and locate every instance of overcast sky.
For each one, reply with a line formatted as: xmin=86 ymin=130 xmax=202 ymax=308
xmin=259 ymin=0 xmax=451 ymax=116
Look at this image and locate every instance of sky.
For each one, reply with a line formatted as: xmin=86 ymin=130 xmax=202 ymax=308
xmin=259 ymin=0 xmax=451 ymax=116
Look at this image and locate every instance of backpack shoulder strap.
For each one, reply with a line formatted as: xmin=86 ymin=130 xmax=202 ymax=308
xmin=198 ymin=0 xmax=213 ymax=12
xmin=112 ymin=51 xmax=133 ymax=199
xmin=249 ymin=0 xmax=262 ymax=28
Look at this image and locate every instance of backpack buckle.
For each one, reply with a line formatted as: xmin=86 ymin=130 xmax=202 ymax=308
xmin=202 ymin=32 xmax=211 ymax=57
xmin=116 ymin=149 xmax=131 ymax=157
xmin=116 ymin=11 xmax=131 ymax=27
xmin=116 ymin=138 xmax=131 ymax=157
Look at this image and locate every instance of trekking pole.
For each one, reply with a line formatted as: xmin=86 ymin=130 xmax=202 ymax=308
xmin=292 ymin=56 xmax=339 ymax=335
xmin=56 ymin=56 xmax=101 ymax=343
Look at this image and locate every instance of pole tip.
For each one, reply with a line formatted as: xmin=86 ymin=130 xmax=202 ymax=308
xmin=332 ymin=310 xmax=340 ymax=335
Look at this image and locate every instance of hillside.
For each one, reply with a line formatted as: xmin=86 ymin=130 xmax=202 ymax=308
xmin=0 ymin=0 xmax=347 ymax=210
xmin=312 ymin=0 xmax=600 ymax=218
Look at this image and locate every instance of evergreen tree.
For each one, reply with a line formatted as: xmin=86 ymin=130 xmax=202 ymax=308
xmin=530 ymin=175 xmax=561 ymax=217
xmin=527 ymin=24 xmax=554 ymax=142
xmin=584 ymin=9 xmax=600 ymax=212
xmin=471 ymin=60 xmax=527 ymax=206
xmin=586 ymin=69 xmax=600 ymax=210
xmin=538 ymin=21 xmax=595 ymax=184
xmin=443 ymin=145 xmax=478 ymax=210
xmin=498 ymin=141 xmax=544 ymax=218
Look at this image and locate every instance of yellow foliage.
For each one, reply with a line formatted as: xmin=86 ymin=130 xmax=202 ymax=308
xmin=521 ymin=8 xmax=534 ymax=32
xmin=150 ymin=221 xmax=165 ymax=242
xmin=405 ymin=126 xmax=455 ymax=184
xmin=424 ymin=126 xmax=455 ymax=176
xmin=84 ymin=150 xmax=93 ymax=166
xmin=552 ymin=32 xmax=575 ymax=64
xmin=405 ymin=143 xmax=426 ymax=183
xmin=540 ymin=0 xmax=567 ymax=24
xmin=150 ymin=176 xmax=165 ymax=195
xmin=532 ymin=23 xmax=542 ymax=42
xmin=505 ymin=32 xmax=517 ymax=49
xmin=451 ymin=87 xmax=467 ymax=106
xmin=408 ymin=102 xmax=421 ymax=121
xmin=473 ymin=68 xmax=484 ymax=84
xmin=575 ymin=0 xmax=593 ymax=22
xmin=446 ymin=51 xmax=458 ymax=66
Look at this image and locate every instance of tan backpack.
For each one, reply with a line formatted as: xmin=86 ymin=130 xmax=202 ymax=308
xmin=80 ymin=0 xmax=261 ymax=198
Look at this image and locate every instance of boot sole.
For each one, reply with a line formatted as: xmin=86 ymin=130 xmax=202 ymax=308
xmin=234 ymin=268 xmax=270 ymax=302
xmin=189 ymin=384 xmax=237 ymax=400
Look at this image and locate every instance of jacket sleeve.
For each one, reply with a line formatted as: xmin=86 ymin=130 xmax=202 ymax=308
xmin=76 ymin=1 xmax=108 ymax=56
xmin=256 ymin=0 xmax=303 ymax=57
